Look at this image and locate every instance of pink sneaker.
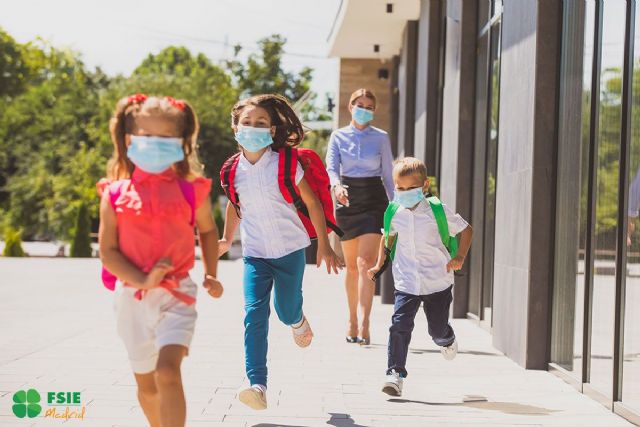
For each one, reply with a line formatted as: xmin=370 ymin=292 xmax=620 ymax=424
xmin=292 ymin=316 xmax=313 ymax=348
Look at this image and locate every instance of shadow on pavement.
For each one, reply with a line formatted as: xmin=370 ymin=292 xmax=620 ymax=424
xmin=364 ymin=343 xmax=501 ymax=357
xmin=387 ymin=398 xmax=557 ymax=416
xmin=326 ymin=412 xmax=369 ymax=427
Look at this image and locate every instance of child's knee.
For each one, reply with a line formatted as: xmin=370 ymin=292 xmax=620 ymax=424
xmin=154 ymin=363 xmax=181 ymax=387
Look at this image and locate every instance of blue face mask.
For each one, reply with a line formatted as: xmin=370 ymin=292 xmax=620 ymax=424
xmin=128 ymin=136 xmax=184 ymax=174
xmin=235 ymin=126 xmax=273 ymax=152
xmin=352 ymin=106 xmax=374 ymax=125
xmin=394 ymin=187 xmax=425 ymax=208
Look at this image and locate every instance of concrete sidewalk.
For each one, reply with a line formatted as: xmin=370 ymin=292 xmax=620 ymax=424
xmin=0 ymin=258 xmax=632 ymax=426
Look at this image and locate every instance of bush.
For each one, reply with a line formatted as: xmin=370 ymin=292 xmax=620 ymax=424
xmin=3 ymin=227 xmax=26 ymax=257
xmin=70 ymin=203 xmax=92 ymax=258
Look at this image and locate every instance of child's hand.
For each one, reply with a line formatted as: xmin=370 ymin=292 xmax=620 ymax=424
xmin=367 ymin=265 xmax=381 ymax=281
xmin=317 ymin=245 xmax=345 ymax=274
xmin=203 ymin=275 xmax=224 ymax=298
xmin=218 ymin=238 xmax=231 ymax=257
xmin=446 ymin=255 xmax=465 ymax=272
xmin=141 ymin=257 xmax=173 ymax=289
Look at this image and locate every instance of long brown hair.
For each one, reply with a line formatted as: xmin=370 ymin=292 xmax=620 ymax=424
xmin=107 ymin=94 xmax=201 ymax=179
xmin=230 ymin=94 xmax=305 ymax=150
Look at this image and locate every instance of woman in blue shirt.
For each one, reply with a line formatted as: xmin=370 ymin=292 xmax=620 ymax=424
xmin=326 ymin=88 xmax=394 ymax=345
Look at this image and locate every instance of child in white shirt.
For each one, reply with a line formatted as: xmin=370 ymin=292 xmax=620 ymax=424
xmin=368 ymin=157 xmax=473 ymax=397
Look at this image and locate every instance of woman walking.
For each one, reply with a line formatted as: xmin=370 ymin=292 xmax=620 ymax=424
xmin=326 ymin=88 xmax=394 ymax=345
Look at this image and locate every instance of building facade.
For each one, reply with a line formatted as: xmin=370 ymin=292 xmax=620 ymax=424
xmin=328 ymin=0 xmax=640 ymax=423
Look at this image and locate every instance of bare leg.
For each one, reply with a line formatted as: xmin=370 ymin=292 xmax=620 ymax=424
xmin=156 ymin=345 xmax=188 ymax=427
xmin=341 ymin=238 xmax=360 ymax=338
xmin=356 ymin=233 xmax=383 ymax=341
xmin=134 ymin=372 xmax=160 ymax=427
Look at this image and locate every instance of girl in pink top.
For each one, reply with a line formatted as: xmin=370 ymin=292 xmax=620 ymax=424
xmin=98 ymin=94 xmax=223 ymax=427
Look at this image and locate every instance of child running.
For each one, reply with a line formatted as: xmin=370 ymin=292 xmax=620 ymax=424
xmin=218 ymin=94 xmax=344 ymax=410
xmin=367 ymin=157 xmax=472 ymax=397
xmin=98 ymin=94 xmax=223 ymax=427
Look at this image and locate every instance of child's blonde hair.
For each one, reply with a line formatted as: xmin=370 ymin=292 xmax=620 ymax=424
xmin=392 ymin=157 xmax=428 ymax=181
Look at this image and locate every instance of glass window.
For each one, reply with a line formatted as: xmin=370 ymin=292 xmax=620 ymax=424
xmin=551 ymin=0 xmax=594 ymax=378
xmin=622 ymin=0 xmax=640 ymax=412
xmin=589 ymin=0 xmax=626 ymax=397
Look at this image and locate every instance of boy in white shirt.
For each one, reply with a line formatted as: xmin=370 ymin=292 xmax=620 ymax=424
xmin=368 ymin=157 xmax=473 ymax=397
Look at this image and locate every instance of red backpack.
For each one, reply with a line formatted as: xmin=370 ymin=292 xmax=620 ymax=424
xmin=220 ymin=147 xmax=343 ymax=239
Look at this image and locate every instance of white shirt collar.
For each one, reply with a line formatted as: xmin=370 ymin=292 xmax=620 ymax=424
xmin=239 ymin=148 xmax=273 ymax=168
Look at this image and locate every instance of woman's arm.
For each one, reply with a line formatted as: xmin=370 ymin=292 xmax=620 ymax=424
xmin=325 ymin=132 xmax=341 ymax=188
xmin=218 ymin=201 xmax=241 ymax=257
xmin=98 ymin=195 xmax=171 ymax=289
xmin=298 ymin=177 xmax=345 ymax=274
xmin=381 ymin=135 xmax=395 ymax=200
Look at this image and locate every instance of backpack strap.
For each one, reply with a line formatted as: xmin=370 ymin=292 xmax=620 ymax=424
xmin=220 ymin=153 xmax=242 ymax=217
xmin=177 ymin=179 xmax=196 ymax=226
xmin=278 ymin=147 xmax=344 ymax=236
xmin=383 ymin=202 xmax=401 ymax=261
xmin=427 ymin=196 xmax=458 ymax=257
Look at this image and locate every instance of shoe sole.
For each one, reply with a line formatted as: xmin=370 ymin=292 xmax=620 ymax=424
xmin=238 ymin=389 xmax=267 ymax=410
xmin=382 ymin=383 xmax=401 ymax=397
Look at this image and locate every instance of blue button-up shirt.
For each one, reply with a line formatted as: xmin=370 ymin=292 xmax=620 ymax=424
xmin=325 ymin=125 xmax=395 ymax=200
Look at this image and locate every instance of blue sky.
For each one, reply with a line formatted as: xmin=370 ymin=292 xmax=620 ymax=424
xmin=1 ymin=0 xmax=341 ymax=103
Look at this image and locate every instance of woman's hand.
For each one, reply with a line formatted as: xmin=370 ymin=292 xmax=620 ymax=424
xmin=140 ymin=257 xmax=173 ymax=289
xmin=334 ymin=185 xmax=349 ymax=206
xmin=317 ymin=243 xmax=345 ymax=274
xmin=218 ymin=238 xmax=231 ymax=257
xmin=203 ymin=274 xmax=224 ymax=298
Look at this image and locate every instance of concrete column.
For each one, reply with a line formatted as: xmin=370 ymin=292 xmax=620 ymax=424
xmin=491 ymin=0 xmax=562 ymax=369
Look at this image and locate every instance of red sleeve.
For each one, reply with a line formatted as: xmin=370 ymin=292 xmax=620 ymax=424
xmin=96 ymin=178 xmax=112 ymax=198
xmin=193 ymin=177 xmax=212 ymax=208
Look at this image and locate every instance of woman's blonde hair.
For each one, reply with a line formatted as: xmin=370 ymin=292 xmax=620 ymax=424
xmin=348 ymin=88 xmax=377 ymax=108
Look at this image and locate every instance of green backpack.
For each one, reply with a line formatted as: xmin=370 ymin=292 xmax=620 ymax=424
xmin=383 ymin=196 xmax=459 ymax=261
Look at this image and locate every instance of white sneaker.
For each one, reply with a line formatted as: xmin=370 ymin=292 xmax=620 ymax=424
xmin=238 ymin=384 xmax=267 ymax=410
xmin=441 ymin=340 xmax=458 ymax=361
xmin=381 ymin=370 xmax=403 ymax=397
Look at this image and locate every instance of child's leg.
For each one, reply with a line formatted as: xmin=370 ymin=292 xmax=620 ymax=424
xmin=272 ymin=249 xmax=306 ymax=326
xmin=134 ymin=372 xmax=160 ymax=427
xmin=155 ymin=345 xmax=188 ymax=427
xmin=243 ymin=257 xmax=275 ymax=386
xmin=422 ymin=285 xmax=456 ymax=347
xmin=387 ymin=291 xmax=421 ymax=377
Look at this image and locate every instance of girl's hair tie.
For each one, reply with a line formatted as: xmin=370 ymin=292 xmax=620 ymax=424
xmin=165 ymin=96 xmax=186 ymax=111
xmin=127 ymin=93 xmax=148 ymax=104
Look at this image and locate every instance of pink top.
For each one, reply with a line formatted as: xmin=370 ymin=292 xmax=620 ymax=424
xmin=98 ymin=168 xmax=211 ymax=278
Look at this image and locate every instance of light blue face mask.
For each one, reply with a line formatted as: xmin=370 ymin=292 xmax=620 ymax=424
xmin=235 ymin=126 xmax=274 ymax=152
xmin=394 ymin=187 xmax=425 ymax=208
xmin=352 ymin=106 xmax=374 ymax=125
xmin=128 ymin=135 xmax=184 ymax=174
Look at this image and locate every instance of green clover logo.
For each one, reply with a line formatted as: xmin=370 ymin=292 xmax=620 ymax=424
xmin=12 ymin=389 xmax=41 ymax=418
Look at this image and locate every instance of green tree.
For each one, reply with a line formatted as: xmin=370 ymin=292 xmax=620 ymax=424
xmin=227 ymin=35 xmax=313 ymax=102
xmin=70 ymin=202 xmax=92 ymax=257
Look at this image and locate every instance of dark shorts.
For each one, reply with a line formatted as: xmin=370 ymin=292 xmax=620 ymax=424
xmin=335 ymin=176 xmax=389 ymax=241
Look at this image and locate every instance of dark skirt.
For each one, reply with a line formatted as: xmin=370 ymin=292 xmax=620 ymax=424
xmin=336 ymin=176 xmax=389 ymax=241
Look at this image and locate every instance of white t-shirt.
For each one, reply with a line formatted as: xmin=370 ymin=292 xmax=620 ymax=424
xmin=234 ymin=149 xmax=311 ymax=259
xmin=390 ymin=199 xmax=469 ymax=295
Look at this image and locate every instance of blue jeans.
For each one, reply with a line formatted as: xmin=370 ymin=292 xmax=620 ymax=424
xmin=243 ymin=249 xmax=306 ymax=386
xmin=387 ymin=286 xmax=455 ymax=377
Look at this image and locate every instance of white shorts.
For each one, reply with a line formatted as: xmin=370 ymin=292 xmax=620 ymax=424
xmin=114 ymin=277 xmax=198 ymax=374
